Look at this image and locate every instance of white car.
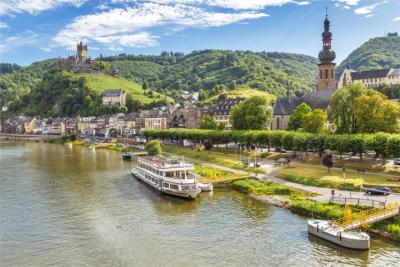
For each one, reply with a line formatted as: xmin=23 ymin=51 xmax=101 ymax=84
xmin=394 ymin=158 xmax=400 ymax=166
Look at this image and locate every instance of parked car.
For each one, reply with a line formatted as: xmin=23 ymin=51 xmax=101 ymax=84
xmin=275 ymin=148 xmax=287 ymax=153
xmin=393 ymin=158 xmax=400 ymax=166
xmin=365 ymin=186 xmax=391 ymax=195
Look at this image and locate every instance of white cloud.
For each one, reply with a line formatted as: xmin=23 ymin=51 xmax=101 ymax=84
xmin=0 ymin=31 xmax=39 ymax=53
xmin=0 ymin=0 xmax=86 ymax=16
xmin=111 ymin=0 xmax=297 ymax=10
xmin=354 ymin=1 xmax=387 ymax=15
xmin=294 ymin=1 xmax=310 ymax=6
xmin=335 ymin=0 xmax=360 ymax=6
xmin=393 ymin=16 xmax=400 ymax=21
xmin=0 ymin=21 xmax=8 ymax=28
xmin=53 ymin=2 xmax=268 ymax=50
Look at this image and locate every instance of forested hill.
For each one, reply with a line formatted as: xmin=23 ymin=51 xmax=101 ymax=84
xmin=336 ymin=35 xmax=400 ymax=76
xmin=100 ymin=50 xmax=319 ymax=97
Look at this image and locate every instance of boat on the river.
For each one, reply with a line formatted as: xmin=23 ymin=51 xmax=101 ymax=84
xmin=308 ymin=219 xmax=370 ymax=250
xmin=122 ymin=151 xmax=148 ymax=160
xmin=131 ymin=156 xmax=201 ymax=199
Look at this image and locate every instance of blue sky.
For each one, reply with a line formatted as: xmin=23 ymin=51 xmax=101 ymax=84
xmin=0 ymin=0 xmax=399 ymax=66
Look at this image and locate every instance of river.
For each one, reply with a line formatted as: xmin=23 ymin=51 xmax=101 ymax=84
xmin=0 ymin=141 xmax=399 ymax=266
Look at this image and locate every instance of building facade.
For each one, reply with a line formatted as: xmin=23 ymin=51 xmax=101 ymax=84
xmin=102 ymin=89 xmax=126 ymax=107
xmin=338 ymin=67 xmax=400 ymax=89
xmin=171 ymin=107 xmax=203 ymax=129
xmin=210 ymin=97 xmax=243 ymax=130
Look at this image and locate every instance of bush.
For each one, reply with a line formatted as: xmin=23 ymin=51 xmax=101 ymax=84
xmin=146 ymin=140 xmax=162 ymax=155
xmin=387 ymin=224 xmax=400 ymax=238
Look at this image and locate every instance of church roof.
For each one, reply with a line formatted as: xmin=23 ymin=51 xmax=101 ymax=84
xmin=350 ymin=69 xmax=391 ymax=80
xmin=273 ymin=90 xmax=334 ymax=116
xmin=102 ymin=89 xmax=125 ymax=97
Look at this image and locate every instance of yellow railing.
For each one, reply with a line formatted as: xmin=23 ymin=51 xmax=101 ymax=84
xmin=332 ymin=203 xmax=399 ymax=229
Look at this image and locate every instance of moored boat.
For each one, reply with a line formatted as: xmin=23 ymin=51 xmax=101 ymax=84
xmin=198 ymin=182 xmax=213 ymax=192
xmin=131 ymin=156 xmax=201 ymax=199
xmin=308 ymin=219 xmax=370 ymax=250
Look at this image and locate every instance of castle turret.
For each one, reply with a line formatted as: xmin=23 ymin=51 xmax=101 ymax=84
xmin=317 ymin=13 xmax=337 ymax=91
xmin=77 ymin=41 xmax=88 ymax=63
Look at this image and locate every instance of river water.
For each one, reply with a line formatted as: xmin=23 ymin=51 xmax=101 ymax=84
xmin=0 ymin=141 xmax=399 ymax=266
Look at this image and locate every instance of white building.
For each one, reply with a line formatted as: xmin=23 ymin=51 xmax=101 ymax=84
xmin=102 ymin=89 xmax=126 ymax=107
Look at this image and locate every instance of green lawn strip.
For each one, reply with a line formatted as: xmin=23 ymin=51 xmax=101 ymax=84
xmin=370 ymin=215 xmax=400 ymax=239
xmin=276 ymin=165 xmax=400 ymax=188
xmin=232 ymin=178 xmax=345 ymax=220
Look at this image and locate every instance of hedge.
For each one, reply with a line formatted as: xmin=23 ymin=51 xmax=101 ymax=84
xmin=142 ymin=129 xmax=400 ymax=158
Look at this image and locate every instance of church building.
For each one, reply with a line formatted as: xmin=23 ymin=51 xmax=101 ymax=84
xmin=271 ymin=13 xmax=336 ymax=130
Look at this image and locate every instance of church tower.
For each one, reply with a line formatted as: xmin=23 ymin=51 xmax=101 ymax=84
xmin=317 ymin=13 xmax=336 ymax=91
xmin=77 ymin=41 xmax=88 ymax=63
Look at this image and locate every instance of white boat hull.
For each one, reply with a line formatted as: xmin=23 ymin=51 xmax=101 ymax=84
xmin=131 ymin=168 xmax=201 ymax=199
xmin=198 ymin=182 xmax=213 ymax=192
xmin=308 ymin=220 xmax=370 ymax=250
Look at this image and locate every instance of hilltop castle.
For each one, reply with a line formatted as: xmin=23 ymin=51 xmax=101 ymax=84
xmin=53 ymin=41 xmax=117 ymax=75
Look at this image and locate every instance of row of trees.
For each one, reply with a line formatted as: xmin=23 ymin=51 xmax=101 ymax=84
xmin=142 ymin=129 xmax=400 ymax=159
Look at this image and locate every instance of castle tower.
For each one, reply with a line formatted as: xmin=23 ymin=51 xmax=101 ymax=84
xmin=77 ymin=41 xmax=88 ymax=63
xmin=317 ymin=13 xmax=336 ymax=91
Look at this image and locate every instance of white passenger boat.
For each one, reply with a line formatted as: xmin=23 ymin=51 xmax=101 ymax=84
xmin=131 ymin=156 xmax=201 ymax=199
xmin=308 ymin=220 xmax=370 ymax=250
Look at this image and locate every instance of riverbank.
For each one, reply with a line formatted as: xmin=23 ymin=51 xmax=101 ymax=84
xmin=232 ymin=178 xmax=400 ymax=242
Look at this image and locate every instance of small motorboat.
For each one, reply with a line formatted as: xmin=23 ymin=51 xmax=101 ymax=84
xmin=308 ymin=219 xmax=370 ymax=250
xmin=122 ymin=152 xmax=134 ymax=161
xmin=198 ymin=182 xmax=213 ymax=192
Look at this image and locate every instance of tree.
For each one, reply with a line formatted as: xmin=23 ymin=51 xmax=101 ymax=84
xmin=200 ymin=116 xmax=217 ymax=129
xmin=354 ymin=94 xmax=400 ymax=133
xmin=230 ymin=96 xmax=272 ymax=130
xmin=216 ymin=122 xmax=226 ymax=131
xmin=301 ymin=109 xmax=327 ymax=133
xmin=146 ymin=140 xmax=162 ymax=156
xmin=328 ymin=83 xmax=376 ymax=134
xmin=94 ymin=61 xmax=110 ymax=71
xmin=288 ymin=103 xmax=312 ymax=131
xmin=322 ymin=150 xmax=334 ymax=173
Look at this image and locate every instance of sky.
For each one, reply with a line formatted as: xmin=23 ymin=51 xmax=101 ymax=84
xmin=0 ymin=0 xmax=399 ymax=66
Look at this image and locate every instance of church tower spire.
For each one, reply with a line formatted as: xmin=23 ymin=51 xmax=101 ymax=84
xmin=317 ymin=10 xmax=337 ymax=91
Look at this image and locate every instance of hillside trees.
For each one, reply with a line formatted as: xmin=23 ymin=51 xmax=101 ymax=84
xmin=230 ymin=96 xmax=273 ymax=130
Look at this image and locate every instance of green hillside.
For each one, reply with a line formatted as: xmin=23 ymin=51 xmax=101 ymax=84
xmin=76 ymin=73 xmax=161 ymax=104
xmin=337 ymin=35 xmax=400 ymax=76
xmin=101 ymin=50 xmax=319 ymax=96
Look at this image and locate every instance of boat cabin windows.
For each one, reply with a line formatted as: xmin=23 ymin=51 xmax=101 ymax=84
xmin=163 ymin=182 xmax=170 ymax=189
xmin=170 ymin=184 xmax=179 ymax=190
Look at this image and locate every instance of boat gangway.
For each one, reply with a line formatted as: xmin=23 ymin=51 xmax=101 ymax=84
xmin=332 ymin=203 xmax=399 ymax=231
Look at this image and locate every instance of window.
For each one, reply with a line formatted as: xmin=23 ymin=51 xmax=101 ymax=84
xmin=331 ymin=69 xmax=334 ymax=79
xmin=170 ymin=184 xmax=179 ymax=190
xmin=325 ymin=69 xmax=328 ymax=79
xmin=163 ymin=182 xmax=170 ymax=188
xmin=277 ymin=117 xmax=280 ymax=130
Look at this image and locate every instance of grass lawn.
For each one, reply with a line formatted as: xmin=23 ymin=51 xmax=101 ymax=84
xmin=194 ymin=164 xmax=249 ymax=183
xmin=232 ymin=178 xmax=345 ymax=220
xmin=303 ymin=156 xmax=400 ymax=175
xmin=276 ymin=165 xmax=400 ymax=187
